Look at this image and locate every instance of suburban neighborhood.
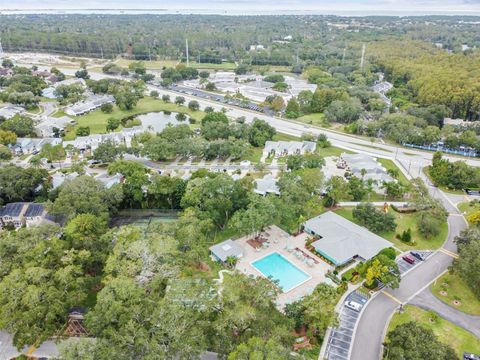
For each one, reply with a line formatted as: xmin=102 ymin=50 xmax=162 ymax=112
xmin=0 ymin=7 xmax=479 ymax=360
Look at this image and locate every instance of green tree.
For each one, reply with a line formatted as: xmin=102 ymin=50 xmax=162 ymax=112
xmin=285 ymin=97 xmax=301 ymax=119
xmin=384 ymin=322 xmax=457 ymax=360
xmin=106 ymin=117 xmax=120 ymax=132
xmin=93 ymin=140 xmax=120 ymax=163
xmin=454 ymin=237 xmax=480 ymax=299
xmin=48 ymin=176 xmax=123 ymax=220
xmin=302 ymin=283 xmax=339 ymax=337
xmin=248 ymin=119 xmax=276 ymax=147
xmin=227 ymin=337 xmax=293 ymax=360
xmin=76 ymin=126 xmax=90 ymax=136
xmin=188 ymin=100 xmax=200 ymax=111
xmin=353 ymin=203 xmax=397 ymax=233
xmin=100 ymin=102 xmax=113 ymax=113
xmin=0 ymin=115 xmax=35 ymax=137
xmin=323 ymin=176 xmax=350 ymax=207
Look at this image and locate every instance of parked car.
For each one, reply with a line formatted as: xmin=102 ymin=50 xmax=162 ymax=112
xmin=402 ymin=255 xmax=415 ymax=265
xmin=463 ymin=353 xmax=480 ymax=360
xmin=345 ymin=301 xmax=362 ymax=312
xmin=410 ymin=251 xmax=425 ymax=261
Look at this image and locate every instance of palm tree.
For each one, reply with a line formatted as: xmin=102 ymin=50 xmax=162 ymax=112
xmin=225 ymin=256 xmax=238 ymax=268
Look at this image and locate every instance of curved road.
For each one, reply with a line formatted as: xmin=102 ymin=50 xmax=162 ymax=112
xmin=350 ymin=182 xmax=468 ymax=360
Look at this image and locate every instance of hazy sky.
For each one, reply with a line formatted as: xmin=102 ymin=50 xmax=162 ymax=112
xmin=1 ymin=0 xmax=480 ymax=14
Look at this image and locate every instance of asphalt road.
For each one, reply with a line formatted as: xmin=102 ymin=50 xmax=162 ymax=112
xmin=350 ymin=213 xmax=467 ymax=360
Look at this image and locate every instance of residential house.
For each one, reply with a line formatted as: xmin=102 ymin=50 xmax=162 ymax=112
xmin=94 ymin=173 xmax=123 ymax=189
xmin=264 ymin=140 xmax=317 ymax=158
xmin=0 ymin=202 xmax=60 ymax=229
xmin=11 ymin=137 xmax=62 ymax=155
xmin=35 ymin=116 xmax=76 ymax=138
xmin=65 ymin=94 xmax=115 ymax=116
xmin=0 ymin=105 xmax=25 ymax=119
xmin=254 ymin=174 xmax=280 ymax=196
xmin=339 ymin=153 xmax=395 ymax=191
xmin=304 ymin=211 xmax=393 ymax=266
xmin=50 ymin=171 xmax=80 ymax=190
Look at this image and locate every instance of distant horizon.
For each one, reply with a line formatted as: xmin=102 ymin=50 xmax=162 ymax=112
xmin=1 ymin=9 xmax=480 ymax=17
xmin=1 ymin=0 xmax=480 ymax=17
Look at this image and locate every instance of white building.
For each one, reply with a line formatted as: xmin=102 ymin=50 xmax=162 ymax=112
xmin=35 ymin=116 xmax=76 ymax=137
xmin=254 ymin=174 xmax=280 ymax=196
xmin=65 ymin=94 xmax=115 ymax=116
xmin=264 ymin=140 xmax=317 ymax=158
xmin=11 ymin=137 xmax=62 ymax=155
xmin=0 ymin=105 xmax=25 ymax=119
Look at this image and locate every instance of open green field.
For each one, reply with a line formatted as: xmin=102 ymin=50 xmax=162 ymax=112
xmin=63 ymin=97 xmax=206 ymax=140
xmin=334 ymin=207 xmax=448 ymax=251
xmin=387 ymin=305 xmax=480 ymax=357
xmin=431 ymin=272 xmax=480 ymax=315
xmin=296 ymin=113 xmax=327 ymax=127
xmin=188 ymin=61 xmax=237 ymax=71
xmin=458 ymin=200 xmax=480 ymax=220
xmin=114 ymin=58 xmax=179 ymax=69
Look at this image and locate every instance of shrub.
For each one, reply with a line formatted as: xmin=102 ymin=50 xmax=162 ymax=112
xmin=100 ymin=103 xmax=114 ymax=113
xmin=378 ymin=247 xmax=396 ymax=260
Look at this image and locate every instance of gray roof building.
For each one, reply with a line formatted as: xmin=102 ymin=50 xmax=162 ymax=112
xmin=304 ymin=211 xmax=393 ymax=266
xmin=209 ymin=239 xmax=244 ymax=263
xmin=254 ymin=174 xmax=280 ymax=196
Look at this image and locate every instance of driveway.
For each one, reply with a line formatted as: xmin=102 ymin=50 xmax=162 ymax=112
xmin=410 ymin=288 xmax=480 ymax=338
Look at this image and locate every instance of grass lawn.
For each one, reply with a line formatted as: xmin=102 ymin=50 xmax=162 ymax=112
xmin=334 ymin=207 xmax=448 ymax=251
xmin=240 ymin=146 xmax=263 ymax=163
xmin=188 ymin=61 xmax=237 ymax=71
xmin=296 ymin=113 xmax=327 ymax=127
xmin=377 ymin=158 xmax=410 ymax=187
xmin=63 ymin=97 xmax=206 ymax=140
xmin=272 ymin=133 xmax=301 ymax=141
xmin=458 ymin=201 xmax=480 ymax=220
xmin=114 ymin=58 xmax=179 ymax=69
xmin=431 ymin=272 xmax=480 ymax=315
xmin=317 ymin=146 xmax=352 ymax=158
xmin=387 ymin=305 xmax=480 ymax=357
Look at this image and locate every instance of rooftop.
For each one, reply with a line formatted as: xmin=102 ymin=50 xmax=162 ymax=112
xmin=24 ymin=203 xmax=45 ymax=218
xmin=306 ymin=211 xmax=392 ymax=265
xmin=209 ymin=239 xmax=243 ymax=262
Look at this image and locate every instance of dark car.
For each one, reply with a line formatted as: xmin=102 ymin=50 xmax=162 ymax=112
xmin=402 ymin=255 xmax=415 ymax=265
xmin=410 ymin=251 xmax=425 ymax=261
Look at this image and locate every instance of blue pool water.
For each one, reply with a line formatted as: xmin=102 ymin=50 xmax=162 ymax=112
xmin=252 ymin=252 xmax=311 ymax=292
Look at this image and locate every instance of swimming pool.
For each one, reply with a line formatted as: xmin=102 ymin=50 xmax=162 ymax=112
xmin=252 ymin=252 xmax=311 ymax=292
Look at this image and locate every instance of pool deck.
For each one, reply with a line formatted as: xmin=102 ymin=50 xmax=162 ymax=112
xmin=235 ymin=225 xmax=333 ymax=308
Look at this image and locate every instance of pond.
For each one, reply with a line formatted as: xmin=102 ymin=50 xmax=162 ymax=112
xmin=137 ymin=111 xmax=184 ymax=132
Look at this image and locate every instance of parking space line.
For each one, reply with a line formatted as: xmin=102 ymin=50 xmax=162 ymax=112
xmin=380 ymin=290 xmax=402 ymax=305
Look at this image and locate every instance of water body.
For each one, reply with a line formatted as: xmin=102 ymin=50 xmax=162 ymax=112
xmin=137 ymin=112 xmax=182 ymax=133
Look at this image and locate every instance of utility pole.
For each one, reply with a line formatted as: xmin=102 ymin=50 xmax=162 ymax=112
xmin=185 ymin=39 xmax=189 ymax=67
xmin=342 ymin=47 xmax=346 ymax=64
xmin=360 ymin=43 xmax=366 ymax=70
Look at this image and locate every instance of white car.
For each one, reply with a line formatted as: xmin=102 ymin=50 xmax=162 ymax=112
xmin=345 ymin=301 xmax=362 ymax=312
xmin=240 ymin=160 xmax=251 ymax=167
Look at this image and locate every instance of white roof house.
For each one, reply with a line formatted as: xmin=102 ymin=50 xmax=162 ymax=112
xmin=50 ymin=171 xmax=80 ymax=190
xmin=264 ymin=141 xmax=317 ymax=158
xmin=304 ymin=211 xmax=393 ymax=266
xmin=209 ymin=239 xmax=244 ymax=263
xmin=65 ymin=94 xmax=115 ymax=116
xmin=0 ymin=105 xmax=25 ymax=119
xmin=12 ymin=137 xmax=62 ymax=155
xmin=341 ymin=153 xmax=394 ymax=183
xmin=254 ymin=174 xmax=280 ymax=196
xmin=35 ymin=116 xmax=76 ymax=137
xmin=94 ymin=173 xmax=123 ymax=189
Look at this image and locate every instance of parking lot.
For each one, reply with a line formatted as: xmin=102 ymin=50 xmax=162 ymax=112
xmin=396 ymin=250 xmax=433 ymax=275
xmin=325 ymin=290 xmax=370 ymax=360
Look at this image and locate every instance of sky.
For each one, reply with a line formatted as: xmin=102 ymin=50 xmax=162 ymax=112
xmin=1 ymin=0 xmax=480 ymax=15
